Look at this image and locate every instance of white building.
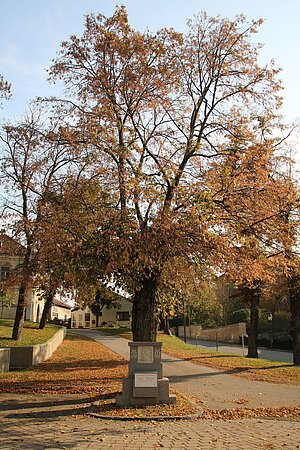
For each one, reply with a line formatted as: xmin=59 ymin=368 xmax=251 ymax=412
xmin=0 ymin=233 xmax=45 ymax=322
xmin=71 ymin=298 xmax=132 ymax=329
xmin=50 ymin=299 xmax=72 ymax=324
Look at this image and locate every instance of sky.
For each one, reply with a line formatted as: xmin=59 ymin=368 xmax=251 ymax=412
xmin=0 ymin=0 xmax=299 ymax=127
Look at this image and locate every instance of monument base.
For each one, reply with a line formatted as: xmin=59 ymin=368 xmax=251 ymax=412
xmin=116 ymin=376 xmax=176 ymax=407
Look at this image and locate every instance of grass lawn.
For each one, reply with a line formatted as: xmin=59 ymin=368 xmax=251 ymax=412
xmin=0 ymin=319 xmax=61 ymax=347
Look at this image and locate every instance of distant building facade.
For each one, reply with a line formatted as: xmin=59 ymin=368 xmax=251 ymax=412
xmin=71 ymin=298 xmax=132 ymax=329
xmin=50 ymin=299 xmax=72 ymax=322
xmin=0 ymin=233 xmax=44 ymax=322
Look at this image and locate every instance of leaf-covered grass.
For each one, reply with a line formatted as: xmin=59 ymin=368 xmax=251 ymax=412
xmin=0 ymin=319 xmax=61 ymax=347
xmin=0 ymin=333 xmax=127 ymax=395
xmin=0 ymin=331 xmax=299 ymax=420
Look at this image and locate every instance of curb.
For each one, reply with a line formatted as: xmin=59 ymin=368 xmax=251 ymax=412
xmin=87 ymin=408 xmax=204 ymax=421
xmin=87 ymin=398 xmax=204 ymax=421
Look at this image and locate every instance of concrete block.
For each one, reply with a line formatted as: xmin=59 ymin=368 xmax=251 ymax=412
xmin=0 ymin=348 xmax=10 ymax=372
xmin=9 ymin=327 xmax=66 ymax=369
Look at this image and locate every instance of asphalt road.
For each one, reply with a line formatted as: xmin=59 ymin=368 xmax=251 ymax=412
xmin=184 ymin=337 xmax=294 ymax=363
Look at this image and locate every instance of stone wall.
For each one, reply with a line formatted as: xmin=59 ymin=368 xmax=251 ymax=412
xmin=174 ymin=322 xmax=246 ymax=344
xmin=9 ymin=326 xmax=66 ymax=370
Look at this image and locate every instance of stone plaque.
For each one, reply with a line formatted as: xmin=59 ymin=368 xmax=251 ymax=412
xmin=137 ymin=345 xmax=153 ymax=363
xmin=134 ymin=372 xmax=158 ymax=388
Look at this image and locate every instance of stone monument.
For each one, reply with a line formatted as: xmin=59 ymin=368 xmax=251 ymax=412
xmin=116 ymin=341 xmax=176 ymax=406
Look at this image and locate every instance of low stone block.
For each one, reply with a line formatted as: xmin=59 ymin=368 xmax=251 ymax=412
xmin=9 ymin=327 xmax=66 ymax=369
xmin=116 ymin=392 xmax=176 ymax=407
xmin=0 ymin=348 xmax=10 ymax=372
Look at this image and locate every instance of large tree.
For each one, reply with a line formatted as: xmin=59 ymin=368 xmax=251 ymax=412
xmin=48 ymin=6 xmax=283 ymax=341
xmin=209 ymin=134 xmax=292 ymax=358
xmin=0 ymin=108 xmax=75 ymax=339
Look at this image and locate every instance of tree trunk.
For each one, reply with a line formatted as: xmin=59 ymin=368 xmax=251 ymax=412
xmin=247 ymin=286 xmax=259 ymax=358
xmin=132 ymin=273 xmax=160 ymax=342
xmin=12 ymin=245 xmax=32 ymax=340
xmin=39 ymin=286 xmax=57 ymax=329
xmin=164 ymin=316 xmax=171 ymax=335
xmin=12 ymin=285 xmax=27 ymax=341
xmin=159 ymin=312 xmax=171 ymax=335
xmin=288 ymin=276 xmax=300 ymax=366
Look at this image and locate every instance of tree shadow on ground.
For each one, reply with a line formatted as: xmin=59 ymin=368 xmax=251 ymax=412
xmin=1 ymin=391 xmax=116 ymax=412
xmin=32 ymin=358 xmax=128 ymax=372
xmin=1 ymin=391 xmax=120 ymax=420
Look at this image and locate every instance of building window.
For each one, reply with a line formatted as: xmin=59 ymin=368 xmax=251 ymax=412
xmin=0 ymin=266 xmax=10 ymax=281
xmin=85 ymin=313 xmax=90 ymax=322
xmin=117 ymin=311 xmax=130 ymax=321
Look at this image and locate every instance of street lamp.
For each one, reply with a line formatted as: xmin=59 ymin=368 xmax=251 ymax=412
xmin=267 ymin=313 xmax=273 ymax=349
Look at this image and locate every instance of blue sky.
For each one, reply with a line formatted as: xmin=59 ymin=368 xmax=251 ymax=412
xmin=0 ymin=0 xmax=299 ymax=125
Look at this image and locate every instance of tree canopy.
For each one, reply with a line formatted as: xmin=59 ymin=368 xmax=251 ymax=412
xmin=46 ymin=6 xmax=285 ymax=341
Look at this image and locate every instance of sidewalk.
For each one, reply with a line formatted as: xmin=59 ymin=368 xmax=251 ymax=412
xmin=0 ymin=329 xmax=299 ymax=450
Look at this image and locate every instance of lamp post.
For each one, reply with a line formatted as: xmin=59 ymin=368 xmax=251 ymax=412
xmin=268 ymin=313 xmax=273 ymax=349
xmin=183 ymin=298 xmax=187 ymax=343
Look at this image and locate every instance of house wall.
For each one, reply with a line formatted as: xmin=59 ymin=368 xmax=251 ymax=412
xmin=1 ymin=289 xmax=44 ymax=323
xmin=71 ymin=299 xmax=133 ymax=329
xmin=51 ymin=305 xmax=72 ymax=321
xmin=0 ymin=255 xmax=21 ymax=320
xmin=0 ymin=250 xmax=45 ymax=323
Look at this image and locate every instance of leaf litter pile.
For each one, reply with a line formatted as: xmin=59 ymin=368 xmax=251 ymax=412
xmin=0 ymin=333 xmax=299 ymax=420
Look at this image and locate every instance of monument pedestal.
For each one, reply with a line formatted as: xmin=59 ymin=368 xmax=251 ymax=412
xmin=116 ymin=342 xmax=176 ymax=407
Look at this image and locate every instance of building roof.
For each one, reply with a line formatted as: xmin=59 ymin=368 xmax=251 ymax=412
xmin=0 ymin=233 xmax=25 ymax=257
xmin=53 ymin=299 xmax=73 ymax=310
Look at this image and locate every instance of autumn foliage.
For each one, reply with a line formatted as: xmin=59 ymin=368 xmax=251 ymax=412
xmin=1 ymin=7 xmax=300 ymax=365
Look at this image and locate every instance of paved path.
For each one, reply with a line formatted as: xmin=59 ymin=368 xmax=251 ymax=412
xmin=0 ymin=329 xmax=299 ymax=450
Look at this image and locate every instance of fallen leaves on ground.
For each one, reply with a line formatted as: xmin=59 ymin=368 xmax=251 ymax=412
xmin=200 ymin=406 xmax=300 ymax=420
xmin=89 ymin=390 xmax=200 ymax=418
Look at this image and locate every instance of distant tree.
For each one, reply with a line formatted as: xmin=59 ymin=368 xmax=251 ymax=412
xmin=0 ymin=107 xmax=75 ymax=340
xmin=0 ymin=75 xmax=11 ymax=106
xmin=273 ymin=167 xmax=300 ymax=365
xmin=90 ymin=284 xmax=122 ymax=327
xmin=35 ymin=173 xmax=117 ymax=331
xmin=207 ymin=130 xmax=293 ymax=358
xmin=158 ymin=258 xmax=221 ymax=333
